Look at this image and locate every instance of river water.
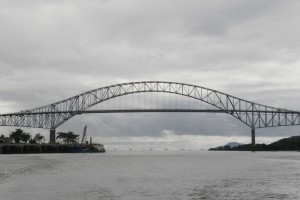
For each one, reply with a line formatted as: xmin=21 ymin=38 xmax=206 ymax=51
xmin=0 ymin=151 xmax=299 ymax=200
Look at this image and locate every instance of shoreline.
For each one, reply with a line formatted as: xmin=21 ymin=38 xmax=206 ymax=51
xmin=0 ymin=144 xmax=105 ymax=154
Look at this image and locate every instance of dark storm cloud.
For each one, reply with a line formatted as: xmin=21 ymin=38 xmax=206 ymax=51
xmin=1 ymin=0 xmax=300 ymax=139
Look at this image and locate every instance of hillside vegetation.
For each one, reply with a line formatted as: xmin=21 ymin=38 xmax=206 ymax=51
xmin=209 ymin=136 xmax=300 ymax=151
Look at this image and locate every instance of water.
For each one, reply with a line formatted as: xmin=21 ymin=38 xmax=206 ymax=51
xmin=0 ymin=151 xmax=299 ymax=200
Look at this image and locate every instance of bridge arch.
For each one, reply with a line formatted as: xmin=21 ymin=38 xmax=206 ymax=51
xmin=1 ymin=81 xmax=300 ymax=147
xmin=1 ymin=81 xmax=299 ymax=130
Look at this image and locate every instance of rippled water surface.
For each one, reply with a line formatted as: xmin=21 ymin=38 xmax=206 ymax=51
xmin=0 ymin=151 xmax=299 ymax=200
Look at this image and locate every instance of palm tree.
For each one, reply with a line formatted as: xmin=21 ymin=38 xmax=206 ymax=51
xmin=34 ymin=133 xmax=45 ymax=144
xmin=56 ymin=132 xmax=67 ymax=144
xmin=56 ymin=131 xmax=79 ymax=144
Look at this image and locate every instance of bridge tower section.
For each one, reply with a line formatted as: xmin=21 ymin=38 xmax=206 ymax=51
xmin=50 ymin=129 xmax=56 ymax=144
xmin=251 ymin=128 xmax=255 ymax=151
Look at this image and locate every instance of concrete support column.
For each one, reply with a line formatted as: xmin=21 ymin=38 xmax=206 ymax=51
xmin=251 ymin=128 xmax=255 ymax=152
xmin=50 ymin=129 xmax=56 ymax=144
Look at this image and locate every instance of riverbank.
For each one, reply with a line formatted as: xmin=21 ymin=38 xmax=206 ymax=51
xmin=0 ymin=144 xmax=104 ymax=154
xmin=209 ymin=136 xmax=300 ymax=151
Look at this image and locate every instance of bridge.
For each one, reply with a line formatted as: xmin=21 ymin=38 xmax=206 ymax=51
xmin=1 ymin=81 xmax=300 ymax=149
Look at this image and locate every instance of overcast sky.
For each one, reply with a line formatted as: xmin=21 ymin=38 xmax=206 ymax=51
xmin=1 ymin=0 xmax=300 ymax=149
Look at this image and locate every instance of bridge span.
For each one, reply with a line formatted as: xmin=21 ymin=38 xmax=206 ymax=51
xmin=1 ymin=81 xmax=300 ymax=149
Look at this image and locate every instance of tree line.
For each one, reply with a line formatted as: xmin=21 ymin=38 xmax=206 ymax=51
xmin=0 ymin=129 xmax=45 ymax=144
xmin=0 ymin=129 xmax=79 ymax=144
xmin=209 ymin=136 xmax=300 ymax=151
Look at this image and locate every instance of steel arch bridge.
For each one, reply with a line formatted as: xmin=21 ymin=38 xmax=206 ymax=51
xmin=1 ymin=81 xmax=300 ymax=146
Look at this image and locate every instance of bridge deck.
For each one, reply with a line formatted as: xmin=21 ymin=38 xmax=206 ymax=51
xmin=1 ymin=109 xmax=299 ymax=116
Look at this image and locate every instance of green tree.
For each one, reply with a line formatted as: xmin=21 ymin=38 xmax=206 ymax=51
xmin=29 ymin=138 xmax=37 ymax=144
xmin=9 ymin=129 xmax=23 ymax=143
xmin=20 ymin=132 xmax=31 ymax=143
xmin=56 ymin=131 xmax=79 ymax=144
xmin=0 ymin=134 xmax=10 ymax=144
xmin=9 ymin=129 xmax=31 ymax=144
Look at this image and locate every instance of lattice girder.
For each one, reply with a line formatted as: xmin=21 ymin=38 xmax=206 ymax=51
xmin=0 ymin=81 xmax=299 ymax=129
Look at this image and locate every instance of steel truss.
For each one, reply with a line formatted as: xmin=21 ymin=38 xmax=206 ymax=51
xmin=0 ymin=81 xmax=299 ymax=130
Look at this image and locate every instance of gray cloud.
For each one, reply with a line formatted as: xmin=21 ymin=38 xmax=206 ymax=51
xmin=1 ymin=0 xmax=300 ymax=146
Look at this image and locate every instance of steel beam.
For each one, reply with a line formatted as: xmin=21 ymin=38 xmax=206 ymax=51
xmin=1 ymin=81 xmax=300 ymax=130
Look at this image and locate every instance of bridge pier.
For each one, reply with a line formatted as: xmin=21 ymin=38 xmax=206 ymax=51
xmin=50 ymin=129 xmax=56 ymax=144
xmin=251 ymin=128 xmax=255 ymax=151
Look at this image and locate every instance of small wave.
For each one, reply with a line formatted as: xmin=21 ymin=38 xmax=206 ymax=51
xmin=59 ymin=186 xmax=120 ymax=200
xmin=0 ymin=173 xmax=10 ymax=183
xmin=188 ymin=178 xmax=291 ymax=200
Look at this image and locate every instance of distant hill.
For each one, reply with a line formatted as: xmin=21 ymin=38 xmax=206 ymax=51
xmin=224 ymin=142 xmax=243 ymax=148
xmin=209 ymin=136 xmax=300 ymax=151
xmin=268 ymin=136 xmax=300 ymax=151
